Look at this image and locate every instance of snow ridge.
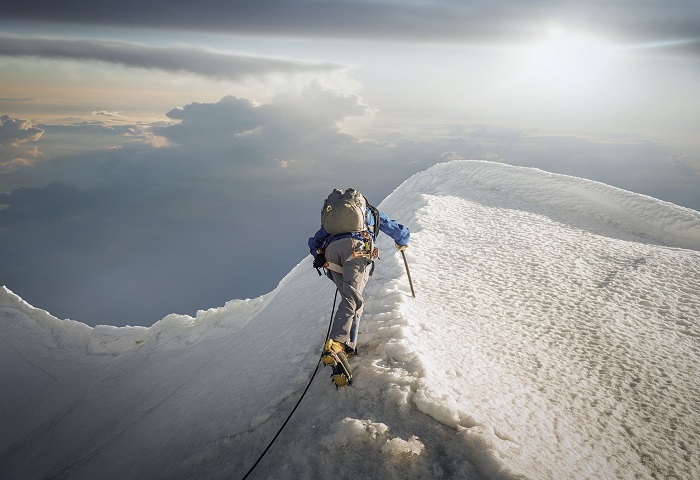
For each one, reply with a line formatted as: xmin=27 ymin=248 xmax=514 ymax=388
xmin=2 ymin=160 xmax=699 ymax=480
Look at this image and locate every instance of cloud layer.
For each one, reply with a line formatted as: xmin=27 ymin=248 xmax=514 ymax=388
xmin=3 ymin=0 xmax=699 ymax=54
xmin=0 ymin=89 xmax=438 ymax=326
xmin=0 ymin=35 xmax=343 ymax=81
xmin=1 ymin=88 xmax=698 ymax=327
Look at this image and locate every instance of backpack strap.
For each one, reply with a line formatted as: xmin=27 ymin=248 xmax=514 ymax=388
xmin=363 ymin=200 xmax=380 ymax=278
xmin=365 ymin=199 xmax=380 ymax=239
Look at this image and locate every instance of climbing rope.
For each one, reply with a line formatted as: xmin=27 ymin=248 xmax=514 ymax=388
xmin=240 ymin=289 xmax=338 ymax=480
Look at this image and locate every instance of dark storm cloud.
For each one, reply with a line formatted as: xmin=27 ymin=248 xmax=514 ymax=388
xmin=2 ymin=0 xmax=534 ymax=40
xmin=0 ymin=35 xmax=343 ymax=80
xmin=2 ymin=1 xmax=699 ymax=53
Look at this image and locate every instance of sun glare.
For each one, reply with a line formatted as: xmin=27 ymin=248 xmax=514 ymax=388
xmin=527 ymin=28 xmax=617 ymax=93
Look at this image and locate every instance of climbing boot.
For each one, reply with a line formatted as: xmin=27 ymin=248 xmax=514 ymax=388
xmin=321 ymin=339 xmax=352 ymax=387
xmin=321 ymin=339 xmax=345 ymax=366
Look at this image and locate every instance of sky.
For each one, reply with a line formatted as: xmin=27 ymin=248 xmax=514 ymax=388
xmin=1 ymin=0 xmax=699 ymax=327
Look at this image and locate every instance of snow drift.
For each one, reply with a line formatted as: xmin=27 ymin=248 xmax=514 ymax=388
xmin=2 ymin=160 xmax=699 ymax=480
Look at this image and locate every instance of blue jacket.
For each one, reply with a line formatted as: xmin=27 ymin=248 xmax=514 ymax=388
xmin=308 ymin=207 xmax=410 ymax=255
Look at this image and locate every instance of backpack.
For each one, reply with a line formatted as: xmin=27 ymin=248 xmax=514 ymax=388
xmin=321 ymin=188 xmax=380 ymax=237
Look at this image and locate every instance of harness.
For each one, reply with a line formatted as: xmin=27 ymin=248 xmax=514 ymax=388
xmin=316 ymin=204 xmax=381 ymax=276
xmin=323 ymin=231 xmax=379 ymax=274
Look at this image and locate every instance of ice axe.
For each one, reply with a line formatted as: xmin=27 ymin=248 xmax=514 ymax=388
xmin=401 ymin=249 xmax=416 ymax=297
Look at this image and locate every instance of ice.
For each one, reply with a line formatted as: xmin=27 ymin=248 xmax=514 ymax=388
xmin=1 ymin=160 xmax=699 ymax=479
xmin=320 ymin=418 xmax=390 ymax=447
xmin=381 ymin=435 xmax=425 ymax=456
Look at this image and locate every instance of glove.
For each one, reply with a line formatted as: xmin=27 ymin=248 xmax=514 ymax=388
xmin=395 ymin=243 xmax=408 ymax=251
xmin=313 ymin=252 xmax=326 ymax=269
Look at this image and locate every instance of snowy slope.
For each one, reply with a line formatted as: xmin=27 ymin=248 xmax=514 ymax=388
xmin=1 ymin=160 xmax=699 ymax=480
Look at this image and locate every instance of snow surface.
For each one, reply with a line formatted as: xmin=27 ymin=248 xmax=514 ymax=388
xmin=2 ymin=160 xmax=700 ymax=480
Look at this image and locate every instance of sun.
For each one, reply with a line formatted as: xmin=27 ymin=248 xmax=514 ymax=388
xmin=526 ymin=28 xmax=617 ymax=93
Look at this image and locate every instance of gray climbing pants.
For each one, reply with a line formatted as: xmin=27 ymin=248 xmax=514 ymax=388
xmin=325 ymin=237 xmax=371 ymax=350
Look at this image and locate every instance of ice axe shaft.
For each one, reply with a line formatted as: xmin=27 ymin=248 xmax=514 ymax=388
xmin=401 ymin=250 xmax=416 ymax=297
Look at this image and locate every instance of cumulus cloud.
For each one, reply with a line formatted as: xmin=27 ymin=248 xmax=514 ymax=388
xmin=666 ymin=152 xmax=700 ymax=180
xmin=92 ymin=111 xmax=123 ymax=118
xmin=0 ymin=115 xmax=44 ymax=172
xmin=0 ymin=35 xmax=344 ymax=81
xmin=0 ymin=115 xmax=44 ymax=145
xmin=155 ymin=90 xmax=371 ymax=160
xmin=161 ymin=96 xmax=262 ymax=141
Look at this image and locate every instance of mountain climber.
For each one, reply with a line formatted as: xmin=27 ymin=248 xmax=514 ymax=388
xmin=308 ymin=188 xmax=410 ymax=376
